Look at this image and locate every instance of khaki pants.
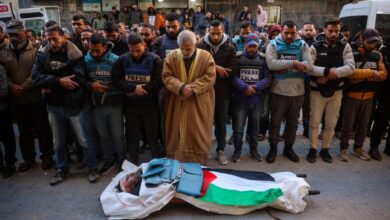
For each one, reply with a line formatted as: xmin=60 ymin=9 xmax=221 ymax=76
xmin=309 ymin=90 xmax=343 ymax=149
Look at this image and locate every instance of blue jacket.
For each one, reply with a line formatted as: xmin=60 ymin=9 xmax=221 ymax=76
xmin=85 ymin=51 xmax=123 ymax=106
xmin=232 ymin=51 xmax=270 ymax=104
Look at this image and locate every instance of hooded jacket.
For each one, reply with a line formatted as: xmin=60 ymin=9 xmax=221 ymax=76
xmin=32 ymin=40 xmax=87 ymax=114
xmin=197 ymin=33 xmax=238 ymax=99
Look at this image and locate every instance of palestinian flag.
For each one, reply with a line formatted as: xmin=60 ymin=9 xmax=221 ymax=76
xmin=198 ymin=169 xmax=283 ymax=207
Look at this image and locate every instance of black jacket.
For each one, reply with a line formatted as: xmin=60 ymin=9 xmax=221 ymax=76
xmin=32 ymin=41 xmax=87 ymax=114
xmin=197 ymin=34 xmax=238 ymax=99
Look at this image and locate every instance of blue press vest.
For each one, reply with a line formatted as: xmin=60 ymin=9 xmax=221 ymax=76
xmin=270 ymin=36 xmax=305 ymax=79
xmin=123 ymin=53 xmax=156 ymax=99
xmin=158 ymin=34 xmax=179 ymax=59
xmin=84 ymin=51 xmax=121 ymax=97
xmin=238 ymin=54 xmax=265 ymax=85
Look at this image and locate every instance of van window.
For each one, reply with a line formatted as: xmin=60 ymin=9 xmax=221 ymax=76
xmin=376 ymin=14 xmax=390 ymax=45
xmin=24 ymin=19 xmax=45 ymax=34
xmin=340 ymin=16 xmax=367 ymax=39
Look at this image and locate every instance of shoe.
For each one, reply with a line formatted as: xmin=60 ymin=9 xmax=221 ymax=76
xmin=250 ymin=150 xmax=262 ymax=162
xmin=303 ymin=129 xmax=309 ymax=139
xmin=217 ymin=151 xmax=228 ymax=165
xmin=18 ymin=161 xmax=35 ymax=172
xmin=306 ymin=148 xmax=317 ymax=163
xmin=369 ymin=147 xmax=382 ymax=161
xmin=338 ymin=149 xmax=349 ymax=162
xmin=283 ymin=147 xmax=300 ymax=163
xmin=231 ymin=151 xmax=241 ymax=163
xmin=98 ymin=160 xmax=116 ymax=175
xmin=352 ymin=148 xmax=371 ymax=161
xmin=2 ymin=165 xmax=16 ymax=179
xmin=319 ymin=148 xmax=333 ymax=163
xmin=50 ymin=170 xmax=70 ymax=186
xmin=227 ymin=135 xmax=234 ymax=145
xmin=41 ymin=160 xmax=54 ymax=170
xmin=258 ymin=133 xmax=266 ymax=141
xmin=88 ymin=169 xmax=99 ymax=183
xmin=266 ymin=147 xmax=277 ymax=163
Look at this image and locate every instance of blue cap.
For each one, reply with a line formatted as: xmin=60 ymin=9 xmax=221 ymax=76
xmin=244 ymin=33 xmax=260 ymax=46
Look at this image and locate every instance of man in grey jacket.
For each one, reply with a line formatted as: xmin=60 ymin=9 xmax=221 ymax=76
xmin=265 ymin=20 xmax=313 ymax=163
xmin=306 ymin=19 xmax=355 ymax=163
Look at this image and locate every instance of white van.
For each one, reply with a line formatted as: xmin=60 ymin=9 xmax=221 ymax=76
xmin=339 ymin=0 xmax=390 ymax=44
xmin=0 ymin=2 xmax=49 ymax=34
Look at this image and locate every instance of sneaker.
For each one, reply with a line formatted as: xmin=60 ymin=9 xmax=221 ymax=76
xmin=216 ymin=151 xmax=228 ymax=165
xmin=319 ymin=148 xmax=333 ymax=163
xmin=2 ymin=165 xmax=16 ymax=179
xmin=41 ymin=160 xmax=54 ymax=170
xmin=98 ymin=160 xmax=116 ymax=175
xmin=88 ymin=169 xmax=99 ymax=183
xmin=283 ymin=148 xmax=300 ymax=163
xmin=306 ymin=148 xmax=317 ymax=163
xmin=338 ymin=149 xmax=349 ymax=162
xmin=250 ymin=150 xmax=262 ymax=162
xmin=227 ymin=135 xmax=234 ymax=145
xmin=369 ymin=147 xmax=382 ymax=161
xmin=352 ymin=148 xmax=371 ymax=161
xmin=18 ymin=161 xmax=35 ymax=172
xmin=50 ymin=170 xmax=70 ymax=186
xmin=231 ymin=151 xmax=241 ymax=163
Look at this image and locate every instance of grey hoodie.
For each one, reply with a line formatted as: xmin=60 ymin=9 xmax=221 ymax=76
xmin=203 ymin=33 xmax=229 ymax=55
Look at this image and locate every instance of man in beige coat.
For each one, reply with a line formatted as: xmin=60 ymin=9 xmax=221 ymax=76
xmin=162 ymin=30 xmax=216 ymax=165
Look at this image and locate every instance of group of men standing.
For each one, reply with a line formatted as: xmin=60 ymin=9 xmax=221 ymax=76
xmin=0 ymin=11 xmax=389 ymax=187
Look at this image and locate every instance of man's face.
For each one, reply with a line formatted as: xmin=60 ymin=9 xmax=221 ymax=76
xmin=341 ymin=31 xmax=350 ymax=42
xmin=281 ymin=25 xmax=297 ymax=44
xmin=270 ymin=30 xmax=280 ymax=40
xmin=89 ymin=43 xmax=106 ymax=60
xmin=363 ymin=39 xmax=378 ymax=52
xmin=9 ymin=30 xmax=26 ymax=46
xmin=46 ymin=31 xmax=65 ymax=52
xmin=240 ymin=27 xmax=252 ymax=39
xmin=324 ymin=24 xmax=340 ymax=45
xmin=196 ymin=6 xmax=201 ymax=13
xmin=129 ymin=42 xmax=146 ymax=60
xmin=302 ymin=24 xmax=316 ymax=39
xmin=72 ymin=19 xmax=85 ymax=35
xmin=209 ymin=25 xmax=224 ymax=45
xmin=180 ymin=41 xmax=195 ymax=58
xmin=117 ymin=23 xmax=126 ymax=35
xmin=243 ymin=6 xmax=248 ymax=12
xmin=105 ymin=31 xmax=119 ymax=42
xmin=166 ymin=20 xmax=180 ymax=38
xmin=245 ymin=44 xmax=259 ymax=56
xmin=81 ymin=32 xmax=92 ymax=50
xmin=138 ymin=27 xmax=154 ymax=44
xmin=205 ymin=12 xmax=211 ymax=18
xmin=26 ymin=31 xmax=37 ymax=42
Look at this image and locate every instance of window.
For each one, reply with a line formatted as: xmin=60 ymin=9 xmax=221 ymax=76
xmin=262 ymin=5 xmax=281 ymax=25
xmin=375 ymin=14 xmax=390 ymax=44
xmin=340 ymin=16 xmax=368 ymax=40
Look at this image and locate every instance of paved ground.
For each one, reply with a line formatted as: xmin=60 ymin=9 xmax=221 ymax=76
xmin=1 ymin=123 xmax=390 ymax=220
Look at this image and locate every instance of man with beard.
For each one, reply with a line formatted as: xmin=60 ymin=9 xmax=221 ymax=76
xmin=338 ymin=28 xmax=387 ymax=162
xmin=153 ymin=12 xmax=181 ymax=59
xmin=32 ymin=26 xmax=99 ymax=185
xmin=81 ymin=29 xmax=93 ymax=55
xmin=112 ymin=33 xmax=163 ymax=165
xmin=0 ymin=20 xmax=54 ymax=171
xmin=104 ymin=21 xmax=128 ymax=56
xmin=162 ymin=30 xmax=216 ymax=165
xmin=232 ymin=21 xmax=253 ymax=54
xmin=138 ymin=23 xmax=155 ymax=52
xmin=265 ymin=20 xmax=313 ymax=163
xmin=71 ymin=15 xmax=87 ymax=51
xmin=307 ymin=19 xmax=355 ymax=163
xmin=197 ymin=20 xmax=238 ymax=165
xmin=301 ymin=21 xmax=317 ymax=138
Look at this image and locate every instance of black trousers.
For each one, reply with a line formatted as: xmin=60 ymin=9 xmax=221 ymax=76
xmin=0 ymin=107 xmax=17 ymax=166
xmin=124 ymin=99 xmax=161 ymax=165
xmin=370 ymin=93 xmax=390 ymax=148
xmin=13 ymin=102 xmax=53 ymax=162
